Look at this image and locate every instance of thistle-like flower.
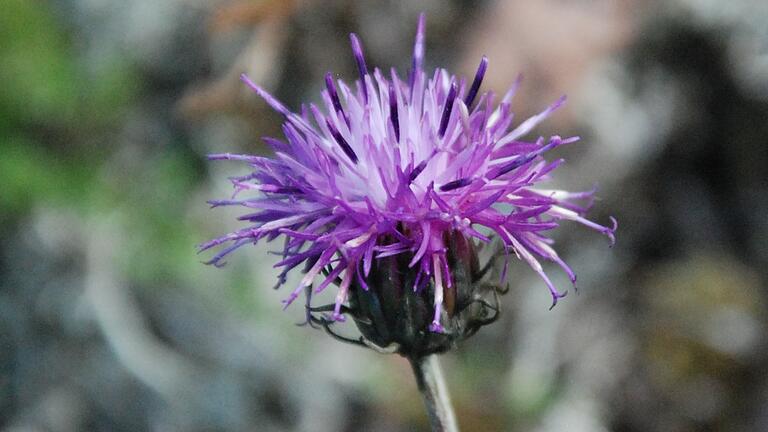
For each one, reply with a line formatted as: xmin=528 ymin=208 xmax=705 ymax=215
xmin=201 ymin=15 xmax=615 ymax=352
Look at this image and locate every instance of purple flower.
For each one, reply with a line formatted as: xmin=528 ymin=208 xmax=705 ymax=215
xmin=201 ymin=14 xmax=616 ymax=335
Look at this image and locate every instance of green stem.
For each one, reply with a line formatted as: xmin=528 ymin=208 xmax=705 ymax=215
xmin=409 ymin=354 xmax=459 ymax=432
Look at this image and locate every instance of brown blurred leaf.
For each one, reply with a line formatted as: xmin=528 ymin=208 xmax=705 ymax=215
xmin=178 ymin=9 xmax=290 ymax=121
xmin=459 ymin=0 xmax=647 ymax=124
xmin=208 ymin=0 xmax=299 ymax=33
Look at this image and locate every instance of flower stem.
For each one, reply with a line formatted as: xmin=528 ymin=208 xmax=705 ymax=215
xmin=409 ymin=354 xmax=459 ymax=432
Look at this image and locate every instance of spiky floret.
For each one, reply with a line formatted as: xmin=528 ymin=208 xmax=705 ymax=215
xmin=201 ymin=14 xmax=616 ymax=333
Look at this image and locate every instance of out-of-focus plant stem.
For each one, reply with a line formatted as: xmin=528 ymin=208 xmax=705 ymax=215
xmin=409 ymin=354 xmax=459 ymax=432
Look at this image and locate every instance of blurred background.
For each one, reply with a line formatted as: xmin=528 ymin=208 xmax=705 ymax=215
xmin=2 ymin=0 xmax=768 ymax=430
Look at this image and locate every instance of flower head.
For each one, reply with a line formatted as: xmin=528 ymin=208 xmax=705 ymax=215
xmin=201 ymin=15 xmax=616 ymax=340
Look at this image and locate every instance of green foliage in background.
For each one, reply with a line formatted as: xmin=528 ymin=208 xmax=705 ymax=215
xmin=0 ymin=0 xmax=138 ymax=214
xmin=0 ymin=0 xmax=219 ymax=297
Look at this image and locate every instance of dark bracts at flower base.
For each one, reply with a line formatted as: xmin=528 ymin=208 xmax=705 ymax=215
xmin=339 ymin=230 xmax=502 ymax=358
xmin=201 ymin=13 xmax=615 ymax=431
